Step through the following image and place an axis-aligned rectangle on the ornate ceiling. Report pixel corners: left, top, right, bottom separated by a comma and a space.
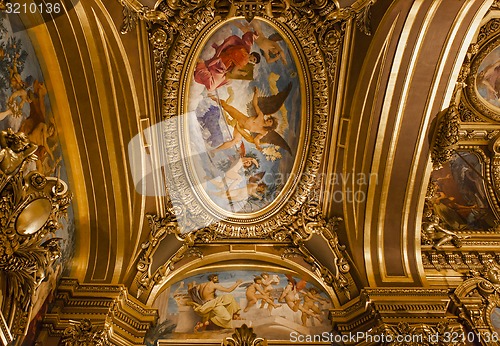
1, 0, 500, 345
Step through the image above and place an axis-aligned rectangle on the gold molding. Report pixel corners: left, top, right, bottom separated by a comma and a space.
133, 199, 356, 305
464, 17, 500, 122
61, 319, 109, 346
41, 279, 157, 345
450, 267, 500, 345
331, 287, 462, 344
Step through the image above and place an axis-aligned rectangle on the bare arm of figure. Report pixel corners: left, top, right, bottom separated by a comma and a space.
253, 133, 264, 151
214, 279, 243, 293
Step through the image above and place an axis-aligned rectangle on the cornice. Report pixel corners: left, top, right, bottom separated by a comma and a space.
42, 279, 157, 345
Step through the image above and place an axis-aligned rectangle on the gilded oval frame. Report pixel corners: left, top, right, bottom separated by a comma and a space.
466, 34, 500, 122
161, 15, 329, 238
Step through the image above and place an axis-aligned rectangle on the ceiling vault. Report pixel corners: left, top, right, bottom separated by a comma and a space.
2, 0, 500, 345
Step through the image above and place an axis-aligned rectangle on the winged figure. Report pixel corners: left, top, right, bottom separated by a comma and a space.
212, 83, 293, 155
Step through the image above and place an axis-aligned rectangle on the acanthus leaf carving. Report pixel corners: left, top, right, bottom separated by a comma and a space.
221, 323, 267, 346
371, 321, 466, 346
61, 319, 109, 346
355, 0, 373, 36
0, 129, 71, 338
489, 134, 500, 207
450, 262, 500, 345
431, 106, 460, 169
120, 2, 139, 34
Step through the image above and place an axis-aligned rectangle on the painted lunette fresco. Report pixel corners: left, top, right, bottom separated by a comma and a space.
185, 18, 302, 214
146, 270, 333, 344
0, 13, 74, 344
429, 151, 496, 231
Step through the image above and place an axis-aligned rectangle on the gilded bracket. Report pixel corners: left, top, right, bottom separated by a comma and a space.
0, 129, 71, 339
450, 263, 500, 345
430, 106, 460, 170
61, 319, 109, 346
278, 201, 352, 298
221, 324, 267, 346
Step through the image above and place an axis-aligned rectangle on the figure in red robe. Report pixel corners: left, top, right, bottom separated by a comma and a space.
194, 31, 261, 91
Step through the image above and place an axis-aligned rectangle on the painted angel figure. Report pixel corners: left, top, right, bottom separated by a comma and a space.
299, 287, 329, 326
211, 83, 293, 154
278, 274, 305, 312
234, 21, 288, 65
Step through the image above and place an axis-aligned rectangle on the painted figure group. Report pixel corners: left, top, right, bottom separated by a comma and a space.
176, 272, 329, 333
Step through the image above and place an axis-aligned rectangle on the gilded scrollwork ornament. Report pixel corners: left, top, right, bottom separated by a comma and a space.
150, 27, 173, 83
449, 261, 500, 345
135, 210, 211, 297
430, 106, 460, 169
221, 324, 267, 346
274, 201, 352, 297
457, 100, 485, 122
489, 135, 500, 205
370, 321, 466, 346
118, 0, 169, 34
0, 128, 71, 338
476, 18, 500, 47
61, 319, 109, 346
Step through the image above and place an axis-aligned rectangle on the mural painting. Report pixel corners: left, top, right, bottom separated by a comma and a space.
476, 44, 500, 108
429, 151, 496, 231
146, 270, 333, 344
185, 18, 302, 214
0, 13, 74, 344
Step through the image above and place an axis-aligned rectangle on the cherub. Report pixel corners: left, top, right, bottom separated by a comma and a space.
299, 287, 328, 326
234, 21, 288, 65
278, 275, 305, 312
244, 276, 281, 313
27, 122, 57, 172
208, 156, 258, 190
421, 215, 467, 249
259, 273, 279, 309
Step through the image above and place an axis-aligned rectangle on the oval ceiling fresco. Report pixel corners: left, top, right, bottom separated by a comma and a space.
184, 18, 303, 215
476, 44, 500, 110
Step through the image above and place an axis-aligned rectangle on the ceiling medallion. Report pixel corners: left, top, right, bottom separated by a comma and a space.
120, 0, 376, 239
465, 19, 500, 122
